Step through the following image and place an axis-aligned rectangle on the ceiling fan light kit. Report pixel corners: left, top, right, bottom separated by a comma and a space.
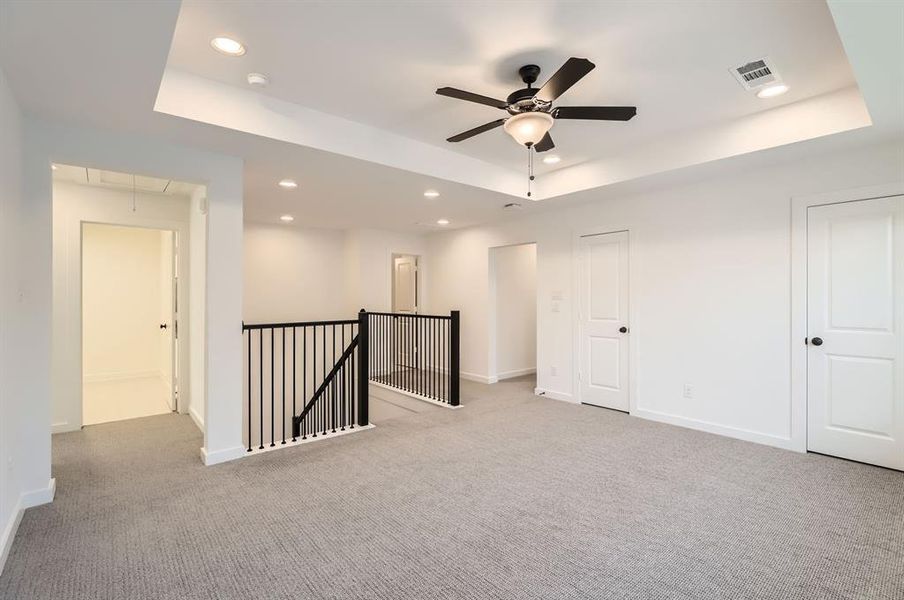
503, 112, 554, 147
436, 57, 636, 197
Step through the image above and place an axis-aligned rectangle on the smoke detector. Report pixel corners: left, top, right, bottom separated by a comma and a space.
730, 57, 782, 92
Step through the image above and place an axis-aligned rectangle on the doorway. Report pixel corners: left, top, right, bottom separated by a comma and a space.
392, 254, 419, 369
804, 194, 903, 470
577, 231, 630, 411
81, 223, 178, 425
488, 243, 537, 384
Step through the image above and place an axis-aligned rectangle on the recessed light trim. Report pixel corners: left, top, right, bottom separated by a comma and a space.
278, 179, 298, 189
280, 214, 294, 222
210, 37, 246, 56
436, 219, 450, 226
756, 84, 789, 99
542, 155, 561, 165
423, 190, 440, 198
247, 72, 269, 87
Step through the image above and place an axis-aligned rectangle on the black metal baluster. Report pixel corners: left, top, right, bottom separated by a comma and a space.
270, 328, 275, 447
434, 317, 438, 400
341, 324, 346, 430
247, 330, 251, 452
281, 328, 286, 444
292, 327, 296, 442
303, 326, 308, 439
332, 324, 337, 433
322, 324, 326, 434
312, 326, 318, 438
259, 329, 264, 449
350, 344, 356, 428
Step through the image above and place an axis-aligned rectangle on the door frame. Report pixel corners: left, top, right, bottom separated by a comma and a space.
790, 182, 904, 453
572, 226, 639, 413
391, 253, 419, 314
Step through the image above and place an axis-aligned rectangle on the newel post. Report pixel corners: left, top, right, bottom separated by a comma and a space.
357, 309, 369, 426
450, 310, 460, 406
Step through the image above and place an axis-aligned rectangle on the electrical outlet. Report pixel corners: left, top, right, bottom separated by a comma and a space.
550, 366, 558, 376
683, 383, 694, 399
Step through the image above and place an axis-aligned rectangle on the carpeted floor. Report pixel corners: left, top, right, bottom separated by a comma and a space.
1, 376, 902, 599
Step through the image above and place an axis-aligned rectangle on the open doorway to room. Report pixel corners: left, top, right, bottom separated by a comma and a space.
488, 243, 537, 385
52, 164, 206, 433
81, 223, 177, 425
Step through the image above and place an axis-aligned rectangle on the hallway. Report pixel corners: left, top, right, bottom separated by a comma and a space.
2, 377, 902, 599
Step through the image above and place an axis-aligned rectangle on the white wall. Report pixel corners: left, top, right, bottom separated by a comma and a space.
427, 139, 904, 451
188, 188, 207, 428
0, 65, 53, 574
82, 224, 168, 382
244, 225, 428, 321
489, 243, 537, 382
244, 224, 349, 323
27, 120, 244, 466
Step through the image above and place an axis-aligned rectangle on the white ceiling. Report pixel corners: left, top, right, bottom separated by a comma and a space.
52, 164, 200, 198
167, 1, 856, 174
1, 1, 901, 231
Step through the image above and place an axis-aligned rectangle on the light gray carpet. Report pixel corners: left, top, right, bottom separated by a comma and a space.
2, 376, 902, 599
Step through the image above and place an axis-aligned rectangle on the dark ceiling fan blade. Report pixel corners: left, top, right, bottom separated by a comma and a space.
553, 106, 637, 121
436, 87, 509, 109
534, 57, 595, 103
533, 132, 555, 152
446, 119, 506, 142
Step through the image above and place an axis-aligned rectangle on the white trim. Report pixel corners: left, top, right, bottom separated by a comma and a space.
189, 405, 204, 431
572, 226, 639, 412
496, 367, 536, 381
369, 381, 462, 410
460, 370, 493, 384
200, 445, 246, 466
632, 408, 795, 450
534, 387, 576, 404
0, 505, 23, 576
52, 421, 76, 434
790, 182, 904, 454
241, 424, 376, 458
1, 479, 56, 575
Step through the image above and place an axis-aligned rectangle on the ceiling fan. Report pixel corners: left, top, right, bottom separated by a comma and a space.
436, 57, 636, 153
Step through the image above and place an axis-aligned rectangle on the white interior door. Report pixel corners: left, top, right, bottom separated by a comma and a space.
393, 255, 418, 368
579, 231, 630, 411
159, 231, 176, 411
807, 195, 904, 470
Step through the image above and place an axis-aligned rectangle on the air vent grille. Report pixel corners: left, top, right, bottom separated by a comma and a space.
731, 57, 781, 91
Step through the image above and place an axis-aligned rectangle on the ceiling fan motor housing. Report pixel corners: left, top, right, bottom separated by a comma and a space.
507, 64, 551, 114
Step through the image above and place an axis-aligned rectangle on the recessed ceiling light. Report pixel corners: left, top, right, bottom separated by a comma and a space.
542, 155, 561, 165
436, 219, 450, 226
210, 37, 246, 56
423, 190, 440, 198
51, 164, 58, 170
280, 215, 294, 222
756, 84, 789, 99
247, 72, 269, 87
278, 179, 298, 189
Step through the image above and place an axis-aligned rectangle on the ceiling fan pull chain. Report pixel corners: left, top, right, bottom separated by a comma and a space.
527, 145, 533, 198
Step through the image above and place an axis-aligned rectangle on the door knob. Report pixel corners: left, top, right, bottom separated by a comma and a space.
160, 323, 168, 330
619, 326, 628, 333
810, 336, 823, 346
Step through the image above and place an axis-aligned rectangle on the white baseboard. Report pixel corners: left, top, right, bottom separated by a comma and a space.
200, 445, 246, 466
460, 370, 493, 384
83, 369, 160, 384
631, 407, 795, 451
52, 421, 78, 434
496, 367, 536, 381
534, 387, 576, 403
241, 424, 376, 458
369, 381, 461, 410
1, 478, 55, 575
188, 406, 204, 431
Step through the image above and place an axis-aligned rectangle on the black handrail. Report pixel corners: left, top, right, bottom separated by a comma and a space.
292, 335, 359, 438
